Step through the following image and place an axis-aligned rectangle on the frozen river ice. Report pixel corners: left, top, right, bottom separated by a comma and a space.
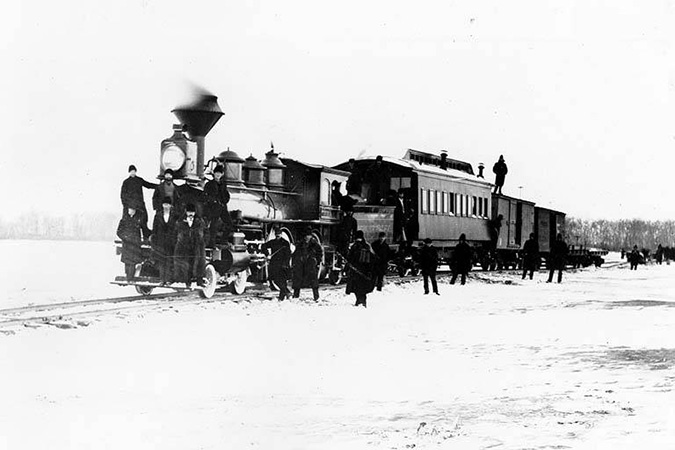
0, 243, 674, 449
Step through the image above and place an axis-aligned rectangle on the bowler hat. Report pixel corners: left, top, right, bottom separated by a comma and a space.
213, 165, 224, 174
162, 196, 172, 205
185, 203, 196, 213
355, 230, 365, 240
164, 168, 174, 176
128, 164, 137, 172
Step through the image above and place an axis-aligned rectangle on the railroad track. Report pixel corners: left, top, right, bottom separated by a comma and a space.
0, 262, 628, 330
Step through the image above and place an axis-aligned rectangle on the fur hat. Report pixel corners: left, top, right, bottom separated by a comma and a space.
164, 168, 174, 176
213, 165, 224, 174
355, 230, 365, 240
128, 164, 137, 172
423, 238, 432, 244
185, 203, 196, 213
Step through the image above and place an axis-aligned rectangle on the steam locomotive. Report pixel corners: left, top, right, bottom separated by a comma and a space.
113, 94, 599, 298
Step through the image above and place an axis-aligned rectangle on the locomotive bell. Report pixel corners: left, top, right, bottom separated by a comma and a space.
171, 94, 225, 180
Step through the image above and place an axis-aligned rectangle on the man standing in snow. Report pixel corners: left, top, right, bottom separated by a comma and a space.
262, 225, 292, 300
450, 233, 472, 286
420, 238, 440, 295
116, 206, 144, 281
521, 232, 540, 280
347, 230, 376, 307
628, 245, 641, 270
371, 231, 390, 291
547, 233, 568, 283
291, 228, 323, 301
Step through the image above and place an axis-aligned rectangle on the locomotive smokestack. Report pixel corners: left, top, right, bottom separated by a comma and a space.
172, 94, 224, 179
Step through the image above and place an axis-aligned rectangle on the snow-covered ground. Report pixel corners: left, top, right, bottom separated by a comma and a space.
1, 247, 674, 449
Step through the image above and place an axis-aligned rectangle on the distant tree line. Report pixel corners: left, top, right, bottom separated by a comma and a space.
0, 211, 118, 241
566, 218, 675, 251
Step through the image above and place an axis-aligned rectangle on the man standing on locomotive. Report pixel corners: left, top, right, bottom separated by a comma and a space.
151, 196, 178, 286
120, 164, 157, 240
262, 225, 292, 301
116, 206, 144, 281
371, 231, 390, 291
492, 155, 508, 195
291, 228, 323, 301
420, 238, 440, 295
152, 169, 180, 214
204, 165, 234, 246
173, 204, 206, 289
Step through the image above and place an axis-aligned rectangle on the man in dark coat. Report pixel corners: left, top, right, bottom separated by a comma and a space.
152, 169, 180, 212
655, 244, 664, 265
116, 206, 144, 281
173, 204, 206, 288
204, 165, 234, 246
450, 233, 472, 285
628, 245, 641, 270
346, 158, 363, 197
521, 232, 540, 280
120, 164, 157, 240
347, 230, 376, 307
364, 155, 390, 204
492, 155, 508, 194
336, 210, 358, 258
151, 197, 178, 285
262, 225, 292, 300
292, 228, 323, 300
371, 231, 390, 291
419, 238, 440, 295
547, 233, 569, 283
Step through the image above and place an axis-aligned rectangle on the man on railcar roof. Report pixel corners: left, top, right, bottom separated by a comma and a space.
492, 155, 508, 195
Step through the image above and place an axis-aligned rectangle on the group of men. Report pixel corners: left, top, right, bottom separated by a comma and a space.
117, 164, 233, 287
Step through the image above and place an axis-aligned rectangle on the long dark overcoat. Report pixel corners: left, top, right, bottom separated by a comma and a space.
152, 212, 178, 262
173, 218, 206, 281
291, 239, 323, 289
550, 239, 569, 270
346, 240, 375, 295
262, 237, 291, 280
522, 238, 540, 269
492, 161, 508, 187
371, 239, 390, 275
117, 213, 144, 264
452, 241, 473, 274
419, 245, 438, 275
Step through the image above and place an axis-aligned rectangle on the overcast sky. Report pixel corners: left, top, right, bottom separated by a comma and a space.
2, 0, 674, 220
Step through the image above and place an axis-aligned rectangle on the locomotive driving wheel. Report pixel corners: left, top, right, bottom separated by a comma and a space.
135, 285, 154, 296
199, 264, 218, 299
231, 269, 248, 294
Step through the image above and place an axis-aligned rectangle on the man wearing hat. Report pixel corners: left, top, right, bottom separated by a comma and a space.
151, 196, 178, 286
347, 230, 376, 307
204, 165, 233, 246
492, 155, 508, 195
120, 164, 158, 240
371, 231, 390, 291
420, 238, 440, 295
346, 158, 362, 197
450, 233, 472, 285
173, 203, 206, 289
152, 168, 180, 213
291, 227, 323, 301
262, 225, 292, 300
116, 205, 144, 281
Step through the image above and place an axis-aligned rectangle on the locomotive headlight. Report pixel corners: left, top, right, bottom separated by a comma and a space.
161, 144, 186, 170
